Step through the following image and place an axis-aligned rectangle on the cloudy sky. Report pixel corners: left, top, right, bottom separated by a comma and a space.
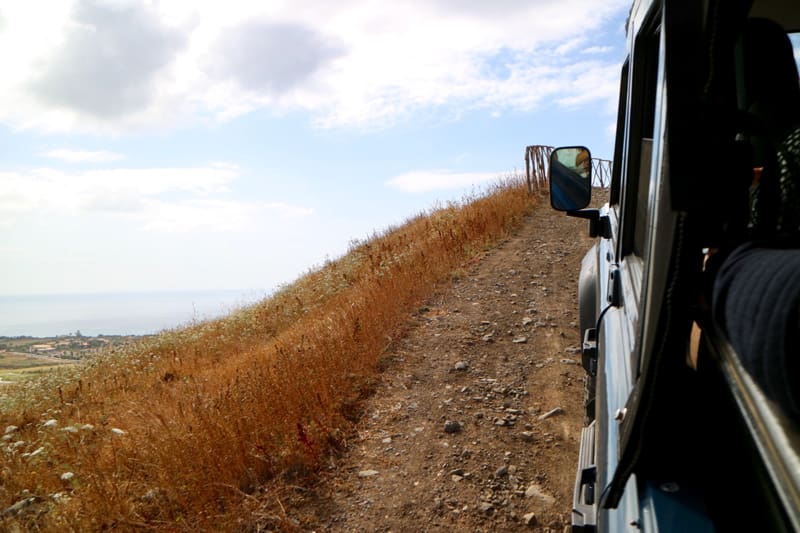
1, 0, 631, 297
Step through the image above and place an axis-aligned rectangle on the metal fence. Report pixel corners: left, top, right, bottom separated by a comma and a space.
524, 145, 612, 194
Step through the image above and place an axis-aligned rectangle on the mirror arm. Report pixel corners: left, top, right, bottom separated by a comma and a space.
566, 209, 611, 239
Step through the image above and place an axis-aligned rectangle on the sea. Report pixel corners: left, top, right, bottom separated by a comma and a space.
0, 290, 268, 338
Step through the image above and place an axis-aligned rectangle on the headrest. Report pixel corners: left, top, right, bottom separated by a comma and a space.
740, 18, 800, 138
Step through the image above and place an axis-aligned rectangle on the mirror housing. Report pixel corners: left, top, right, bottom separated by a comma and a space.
549, 146, 592, 211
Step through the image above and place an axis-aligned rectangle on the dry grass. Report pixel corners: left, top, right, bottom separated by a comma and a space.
0, 176, 536, 531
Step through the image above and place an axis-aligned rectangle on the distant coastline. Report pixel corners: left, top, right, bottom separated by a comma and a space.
0, 289, 266, 338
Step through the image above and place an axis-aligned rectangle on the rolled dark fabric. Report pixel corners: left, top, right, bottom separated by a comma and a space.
712, 242, 800, 420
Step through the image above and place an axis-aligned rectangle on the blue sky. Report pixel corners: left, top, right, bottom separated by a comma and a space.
0, 0, 631, 296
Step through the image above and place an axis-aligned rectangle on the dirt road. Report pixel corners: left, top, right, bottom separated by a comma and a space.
282, 199, 596, 532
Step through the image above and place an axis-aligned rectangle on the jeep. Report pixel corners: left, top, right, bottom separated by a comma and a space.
550, 0, 800, 531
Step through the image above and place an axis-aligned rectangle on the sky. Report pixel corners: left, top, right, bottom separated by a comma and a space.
0, 0, 632, 297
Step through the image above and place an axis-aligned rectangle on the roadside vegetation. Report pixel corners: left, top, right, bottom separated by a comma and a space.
0, 176, 535, 530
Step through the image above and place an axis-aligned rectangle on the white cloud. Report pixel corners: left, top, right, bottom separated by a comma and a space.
0, 164, 311, 231
0, 165, 233, 216
30, 0, 186, 119
41, 149, 124, 163
554, 61, 620, 108
206, 21, 344, 95
0, 0, 629, 133
582, 45, 614, 55
385, 170, 500, 193
554, 37, 588, 57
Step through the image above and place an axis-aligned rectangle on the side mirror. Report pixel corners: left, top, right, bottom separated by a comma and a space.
549, 146, 592, 211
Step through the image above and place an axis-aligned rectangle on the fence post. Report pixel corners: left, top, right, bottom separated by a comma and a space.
525, 147, 532, 195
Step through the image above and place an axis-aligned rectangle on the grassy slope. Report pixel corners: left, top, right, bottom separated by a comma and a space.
0, 177, 535, 531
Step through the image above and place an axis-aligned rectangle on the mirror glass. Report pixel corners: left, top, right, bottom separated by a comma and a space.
549, 146, 592, 211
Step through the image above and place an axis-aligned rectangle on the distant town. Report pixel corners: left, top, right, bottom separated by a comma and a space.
0, 333, 150, 383
0, 332, 148, 360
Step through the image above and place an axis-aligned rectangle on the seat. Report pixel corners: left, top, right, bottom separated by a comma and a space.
738, 18, 800, 236
712, 18, 800, 421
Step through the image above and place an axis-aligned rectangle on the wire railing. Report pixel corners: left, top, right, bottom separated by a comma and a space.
524, 145, 612, 194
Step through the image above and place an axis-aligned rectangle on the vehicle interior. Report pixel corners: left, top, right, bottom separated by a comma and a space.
670, 1, 800, 530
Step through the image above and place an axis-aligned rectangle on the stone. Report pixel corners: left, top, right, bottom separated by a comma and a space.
4, 425, 17, 435
358, 470, 379, 478
525, 483, 556, 504
512, 336, 528, 344
1, 497, 39, 518
454, 361, 469, 371
495, 465, 509, 477
522, 317, 534, 326
444, 420, 462, 434
560, 358, 578, 365
478, 502, 495, 515
520, 431, 535, 443
523, 512, 538, 526
538, 407, 563, 420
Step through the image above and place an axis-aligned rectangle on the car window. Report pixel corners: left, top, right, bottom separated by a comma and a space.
619, 23, 661, 259
609, 60, 629, 209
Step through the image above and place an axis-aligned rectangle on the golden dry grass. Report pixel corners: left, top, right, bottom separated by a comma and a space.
0, 176, 535, 531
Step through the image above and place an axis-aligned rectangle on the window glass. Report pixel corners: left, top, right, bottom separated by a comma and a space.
609, 61, 630, 207
790, 33, 799, 72
620, 24, 661, 259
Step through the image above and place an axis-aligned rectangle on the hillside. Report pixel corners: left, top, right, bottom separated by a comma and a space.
273, 198, 594, 532
0, 178, 600, 531
1, 178, 558, 531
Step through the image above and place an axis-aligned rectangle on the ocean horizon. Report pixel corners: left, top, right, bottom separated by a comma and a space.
0, 289, 268, 338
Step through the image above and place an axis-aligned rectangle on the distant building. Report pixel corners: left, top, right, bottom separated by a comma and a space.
31, 344, 55, 353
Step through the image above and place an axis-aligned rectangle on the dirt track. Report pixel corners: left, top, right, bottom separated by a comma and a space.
281, 198, 596, 532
